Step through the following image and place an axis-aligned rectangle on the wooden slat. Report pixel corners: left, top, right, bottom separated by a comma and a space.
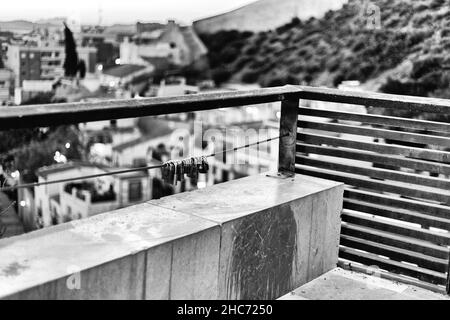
296, 155, 450, 190
340, 234, 448, 273
0, 86, 302, 130
344, 198, 450, 230
338, 259, 447, 294
297, 143, 450, 176
296, 165, 450, 204
297, 85, 450, 114
344, 189, 450, 220
299, 107, 450, 133
342, 210, 450, 246
339, 246, 447, 285
298, 132, 450, 163
298, 120, 450, 147
341, 223, 449, 259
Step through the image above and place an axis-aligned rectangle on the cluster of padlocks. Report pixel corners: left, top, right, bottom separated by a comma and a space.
161, 156, 210, 186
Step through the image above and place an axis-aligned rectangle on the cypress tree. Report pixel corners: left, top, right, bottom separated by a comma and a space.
63, 22, 78, 77
77, 60, 86, 79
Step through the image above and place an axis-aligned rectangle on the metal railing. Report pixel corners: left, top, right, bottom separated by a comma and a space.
2, 85, 450, 293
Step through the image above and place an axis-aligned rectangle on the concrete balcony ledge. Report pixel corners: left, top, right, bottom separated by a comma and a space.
0, 173, 344, 300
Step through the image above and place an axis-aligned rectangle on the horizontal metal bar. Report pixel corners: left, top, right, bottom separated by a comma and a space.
344, 198, 450, 231
298, 107, 450, 133
341, 223, 449, 259
342, 209, 450, 246
3, 85, 450, 131
344, 189, 450, 220
297, 143, 450, 175
338, 259, 447, 294
4, 85, 450, 131
296, 155, 450, 190
295, 165, 450, 204
339, 245, 447, 285
298, 132, 450, 163
340, 234, 448, 273
296, 85, 450, 114
298, 120, 450, 147
0, 86, 301, 130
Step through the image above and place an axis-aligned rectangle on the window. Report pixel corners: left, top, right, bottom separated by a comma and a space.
21, 52, 26, 59
29, 53, 35, 59
128, 180, 143, 202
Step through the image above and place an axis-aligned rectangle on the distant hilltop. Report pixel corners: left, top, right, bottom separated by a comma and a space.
0, 19, 137, 35
193, 0, 348, 33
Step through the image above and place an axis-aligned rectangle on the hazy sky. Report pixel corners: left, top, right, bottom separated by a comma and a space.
0, 0, 258, 25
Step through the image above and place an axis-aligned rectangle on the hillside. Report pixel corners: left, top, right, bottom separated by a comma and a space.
0, 20, 35, 33
201, 0, 450, 104
193, 0, 347, 33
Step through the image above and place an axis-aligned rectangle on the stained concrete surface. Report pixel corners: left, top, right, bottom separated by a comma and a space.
0, 173, 344, 300
152, 172, 342, 224
0, 192, 24, 238
279, 268, 450, 300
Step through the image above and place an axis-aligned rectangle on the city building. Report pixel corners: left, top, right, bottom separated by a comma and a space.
99, 64, 154, 91
0, 69, 13, 105
19, 161, 152, 228
79, 28, 120, 68
120, 20, 208, 72
157, 76, 198, 97
4, 44, 97, 87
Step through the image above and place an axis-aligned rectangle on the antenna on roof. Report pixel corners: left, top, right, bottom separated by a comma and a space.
98, 4, 103, 27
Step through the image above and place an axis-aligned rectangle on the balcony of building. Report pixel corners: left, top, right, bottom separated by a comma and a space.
1, 86, 450, 300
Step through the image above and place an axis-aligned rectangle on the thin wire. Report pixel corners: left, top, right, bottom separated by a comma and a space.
0, 134, 288, 192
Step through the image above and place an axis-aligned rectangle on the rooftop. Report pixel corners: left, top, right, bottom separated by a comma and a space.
102, 64, 148, 78
37, 161, 107, 179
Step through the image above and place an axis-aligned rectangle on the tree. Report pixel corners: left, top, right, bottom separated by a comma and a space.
63, 23, 79, 77
77, 60, 86, 79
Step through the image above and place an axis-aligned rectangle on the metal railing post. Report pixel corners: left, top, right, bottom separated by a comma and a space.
277, 95, 300, 177
446, 249, 450, 295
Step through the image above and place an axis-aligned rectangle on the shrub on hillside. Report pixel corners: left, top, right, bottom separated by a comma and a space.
411, 57, 442, 79
212, 68, 232, 85
241, 70, 260, 83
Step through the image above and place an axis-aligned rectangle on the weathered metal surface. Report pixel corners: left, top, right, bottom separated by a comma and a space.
298, 132, 450, 163
299, 120, 450, 147
296, 155, 450, 190
341, 223, 449, 260
297, 143, 450, 176
278, 97, 299, 175
296, 85, 450, 113
4, 85, 450, 130
0, 86, 301, 130
296, 165, 450, 204
299, 107, 450, 133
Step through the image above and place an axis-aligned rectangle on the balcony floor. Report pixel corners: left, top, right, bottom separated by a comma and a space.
279, 268, 449, 300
